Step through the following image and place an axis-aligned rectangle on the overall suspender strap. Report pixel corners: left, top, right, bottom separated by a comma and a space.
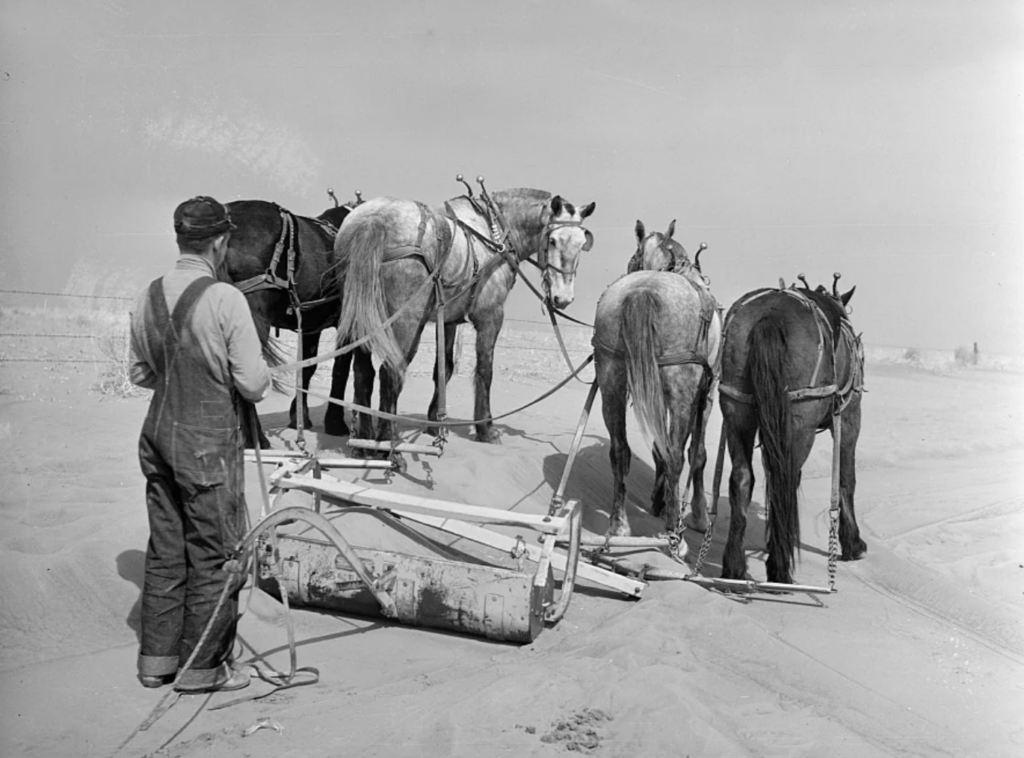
146, 277, 217, 375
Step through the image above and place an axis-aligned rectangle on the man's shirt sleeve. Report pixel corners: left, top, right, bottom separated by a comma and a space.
220, 286, 271, 403
128, 293, 159, 390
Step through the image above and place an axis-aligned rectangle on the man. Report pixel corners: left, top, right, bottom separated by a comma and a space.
129, 196, 271, 692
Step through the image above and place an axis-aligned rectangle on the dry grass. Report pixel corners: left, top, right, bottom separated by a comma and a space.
93, 325, 151, 398
0, 304, 152, 399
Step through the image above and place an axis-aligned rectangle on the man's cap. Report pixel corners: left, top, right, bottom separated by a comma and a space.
173, 196, 236, 240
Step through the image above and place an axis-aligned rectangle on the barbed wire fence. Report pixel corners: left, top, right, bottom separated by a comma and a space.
0, 289, 595, 381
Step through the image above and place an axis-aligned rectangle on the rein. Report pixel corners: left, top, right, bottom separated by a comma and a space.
286, 352, 595, 430
452, 188, 596, 378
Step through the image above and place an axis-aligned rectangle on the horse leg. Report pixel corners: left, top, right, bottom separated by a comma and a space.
660, 400, 689, 537
598, 359, 632, 537
837, 401, 867, 560
351, 348, 376, 443
683, 380, 715, 533
323, 350, 352, 437
471, 312, 503, 443
682, 435, 710, 532
288, 330, 320, 430
650, 448, 666, 517
660, 365, 699, 535
426, 321, 459, 436
373, 319, 425, 464
376, 363, 402, 445
721, 400, 756, 580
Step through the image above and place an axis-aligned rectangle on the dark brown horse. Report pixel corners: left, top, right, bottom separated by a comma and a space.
221, 197, 356, 447
334, 184, 595, 451
591, 219, 722, 541
717, 276, 866, 584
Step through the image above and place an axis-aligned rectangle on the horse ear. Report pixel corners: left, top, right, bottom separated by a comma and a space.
665, 219, 676, 240
635, 219, 645, 244
550, 195, 564, 217
579, 201, 595, 219
840, 286, 856, 306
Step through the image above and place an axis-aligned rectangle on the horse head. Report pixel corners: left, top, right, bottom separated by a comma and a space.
317, 204, 352, 230
629, 219, 691, 274
317, 188, 363, 229
542, 194, 596, 311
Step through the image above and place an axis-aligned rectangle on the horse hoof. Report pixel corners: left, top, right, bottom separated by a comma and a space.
682, 512, 708, 533
721, 565, 746, 581
842, 541, 868, 561
475, 428, 501, 444
324, 421, 350, 437
608, 511, 631, 537
608, 522, 631, 538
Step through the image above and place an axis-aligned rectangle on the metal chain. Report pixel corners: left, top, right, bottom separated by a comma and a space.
687, 518, 716, 578
827, 499, 840, 591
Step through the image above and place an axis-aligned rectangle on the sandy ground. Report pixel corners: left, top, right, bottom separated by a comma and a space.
1, 341, 1023, 758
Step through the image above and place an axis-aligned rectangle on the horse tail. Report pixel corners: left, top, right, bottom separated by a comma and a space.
748, 317, 800, 577
622, 290, 670, 460
335, 215, 406, 372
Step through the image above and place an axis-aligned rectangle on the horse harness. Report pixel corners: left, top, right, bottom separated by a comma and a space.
626, 233, 706, 278
592, 269, 722, 376
718, 287, 864, 415
388, 192, 595, 321
231, 205, 344, 316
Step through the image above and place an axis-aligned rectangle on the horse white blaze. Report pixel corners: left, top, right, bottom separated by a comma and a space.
546, 218, 590, 311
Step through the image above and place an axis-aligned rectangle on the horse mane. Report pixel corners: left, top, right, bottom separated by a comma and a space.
487, 188, 554, 257
491, 188, 553, 204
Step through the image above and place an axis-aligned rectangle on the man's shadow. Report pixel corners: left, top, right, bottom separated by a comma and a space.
117, 549, 146, 641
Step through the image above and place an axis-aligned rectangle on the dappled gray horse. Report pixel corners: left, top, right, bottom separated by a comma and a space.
592, 220, 722, 540
334, 184, 596, 449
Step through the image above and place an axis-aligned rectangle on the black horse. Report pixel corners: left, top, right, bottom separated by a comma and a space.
221, 194, 358, 448
717, 275, 866, 584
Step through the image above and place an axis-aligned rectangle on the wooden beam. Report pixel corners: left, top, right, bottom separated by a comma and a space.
391, 510, 646, 598
685, 576, 833, 595
277, 474, 569, 534
347, 439, 442, 456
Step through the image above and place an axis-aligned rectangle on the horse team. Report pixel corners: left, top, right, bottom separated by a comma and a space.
221, 179, 866, 586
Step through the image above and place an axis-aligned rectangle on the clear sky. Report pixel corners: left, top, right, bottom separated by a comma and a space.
2, 0, 1022, 353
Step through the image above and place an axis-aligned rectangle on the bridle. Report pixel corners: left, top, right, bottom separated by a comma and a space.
630, 233, 686, 274
539, 219, 594, 284
470, 177, 593, 303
